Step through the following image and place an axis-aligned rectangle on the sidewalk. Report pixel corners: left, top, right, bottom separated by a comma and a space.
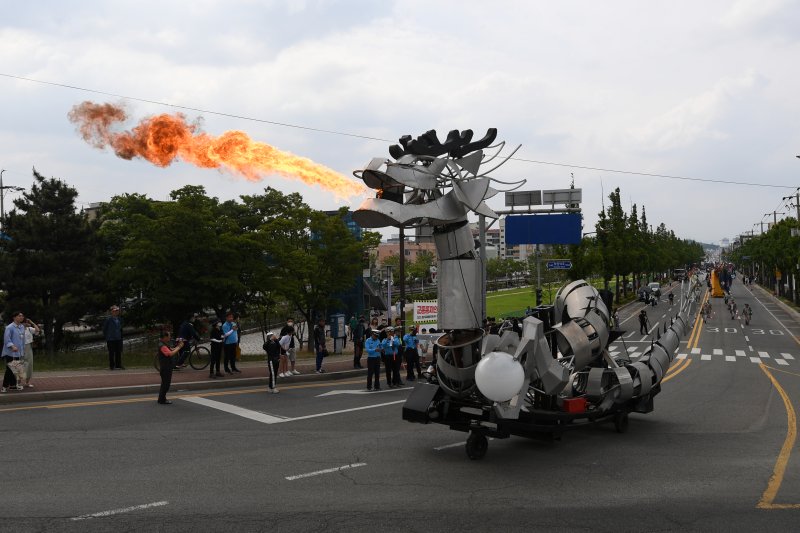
0, 352, 364, 405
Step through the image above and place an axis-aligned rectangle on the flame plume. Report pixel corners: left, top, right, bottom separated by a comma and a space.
68, 101, 365, 198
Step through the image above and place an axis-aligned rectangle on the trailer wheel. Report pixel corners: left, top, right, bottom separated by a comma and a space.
614, 412, 629, 433
466, 432, 488, 460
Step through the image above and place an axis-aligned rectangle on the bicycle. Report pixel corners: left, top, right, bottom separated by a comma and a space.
153, 339, 211, 371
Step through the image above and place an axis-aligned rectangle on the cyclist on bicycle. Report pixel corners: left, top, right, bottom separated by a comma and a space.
175, 314, 201, 369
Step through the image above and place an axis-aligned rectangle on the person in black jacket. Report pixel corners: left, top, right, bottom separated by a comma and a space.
175, 314, 201, 369
263, 332, 281, 393
209, 319, 224, 378
313, 318, 327, 374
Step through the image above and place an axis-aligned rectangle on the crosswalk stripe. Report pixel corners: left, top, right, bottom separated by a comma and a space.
677, 353, 687, 360
713, 349, 723, 355
750, 357, 762, 364
776, 359, 789, 366
759, 351, 770, 358
725, 356, 736, 362
782, 353, 795, 360
735, 350, 746, 357
691, 348, 701, 354
701, 354, 712, 361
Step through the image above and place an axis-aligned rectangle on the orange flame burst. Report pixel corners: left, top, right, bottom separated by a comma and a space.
68, 101, 365, 198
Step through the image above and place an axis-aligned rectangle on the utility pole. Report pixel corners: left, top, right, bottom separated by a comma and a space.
399, 225, 405, 329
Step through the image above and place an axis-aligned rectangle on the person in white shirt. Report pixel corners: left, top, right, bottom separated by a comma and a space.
21, 318, 40, 388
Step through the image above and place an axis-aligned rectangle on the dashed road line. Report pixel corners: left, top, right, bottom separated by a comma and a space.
71, 501, 168, 521
285, 463, 367, 481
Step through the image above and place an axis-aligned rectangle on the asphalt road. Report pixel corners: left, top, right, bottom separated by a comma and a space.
2, 279, 799, 531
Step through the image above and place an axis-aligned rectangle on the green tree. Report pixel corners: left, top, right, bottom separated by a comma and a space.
0, 169, 98, 352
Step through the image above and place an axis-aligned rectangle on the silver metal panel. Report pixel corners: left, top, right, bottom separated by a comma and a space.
631, 362, 653, 396
437, 259, 482, 330
614, 367, 634, 401
455, 150, 483, 176
554, 320, 593, 370
586, 367, 606, 400
434, 223, 474, 260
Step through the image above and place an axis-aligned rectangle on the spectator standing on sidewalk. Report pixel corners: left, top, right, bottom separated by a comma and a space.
222, 312, 241, 374
365, 329, 382, 391
382, 326, 402, 387
353, 315, 366, 369
209, 319, 224, 378
313, 318, 327, 374
157, 330, 184, 405
403, 325, 420, 381
638, 309, 649, 335
279, 319, 300, 376
20, 318, 40, 388
103, 305, 124, 370
1, 311, 26, 393
263, 332, 281, 393
349, 315, 357, 341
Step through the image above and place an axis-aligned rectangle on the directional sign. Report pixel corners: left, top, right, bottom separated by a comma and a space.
546, 259, 573, 270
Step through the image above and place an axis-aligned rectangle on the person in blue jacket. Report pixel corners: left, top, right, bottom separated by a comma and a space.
381, 326, 402, 388
402, 326, 421, 381
364, 329, 383, 391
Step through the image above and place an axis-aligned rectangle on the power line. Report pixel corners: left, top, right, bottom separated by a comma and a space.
1, 72, 796, 190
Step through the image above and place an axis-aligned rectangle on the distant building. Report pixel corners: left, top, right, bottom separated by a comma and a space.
377, 240, 437, 266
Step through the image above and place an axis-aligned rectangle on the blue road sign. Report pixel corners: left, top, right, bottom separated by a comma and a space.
546, 260, 572, 270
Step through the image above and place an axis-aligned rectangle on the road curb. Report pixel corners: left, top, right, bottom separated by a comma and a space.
0, 368, 366, 405
752, 284, 800, 325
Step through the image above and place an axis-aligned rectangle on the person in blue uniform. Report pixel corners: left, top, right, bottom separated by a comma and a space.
381, 326, 402, 388
403, 326, 420, 381
364, 329, 383, 391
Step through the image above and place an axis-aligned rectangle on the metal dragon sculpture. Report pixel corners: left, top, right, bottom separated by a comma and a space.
352, 129, 698, 459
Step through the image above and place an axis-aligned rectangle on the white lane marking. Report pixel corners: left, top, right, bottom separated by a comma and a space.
782, 353, 795, 360
317, 387, 411, 397
776, 359, 789, 366
750, 289, 800, 340
181, 397, 287, 424
285, 463, 367, 481
676, 353, 687, 360
726, 356, 736, 362
434, 442, 465, 451
735, 350, 746, 357
287, 400, 406, 423
648, 324, 659, 334
627, 347, 637, 353
630, 352, 641, 358
759, 351, 770, 358
691, 348, 701, 354
750, 357, 762, 364
610, 351, 620, 356
749, 345, 754, 352
701, 354, 712, 361
71, 501, 168, 521
624, 331, 636, 339
744, 336, 750, 342
183, 397, 405, 425
639, 335, 648, 342
434, 437, 494, 451
713, 349, 723, 355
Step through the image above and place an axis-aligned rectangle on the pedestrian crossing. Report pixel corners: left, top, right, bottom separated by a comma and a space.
609, 348, 796, 366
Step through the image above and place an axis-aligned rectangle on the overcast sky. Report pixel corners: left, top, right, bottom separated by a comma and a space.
2, 0, 800, 245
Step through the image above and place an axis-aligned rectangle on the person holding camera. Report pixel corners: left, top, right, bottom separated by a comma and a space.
157, 330, 184, 405
103, 305, 124, 370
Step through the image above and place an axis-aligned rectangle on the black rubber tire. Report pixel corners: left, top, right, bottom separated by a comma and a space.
465, 432, 488, 460
614, 412, 629, 433
189, 346, 211, 370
